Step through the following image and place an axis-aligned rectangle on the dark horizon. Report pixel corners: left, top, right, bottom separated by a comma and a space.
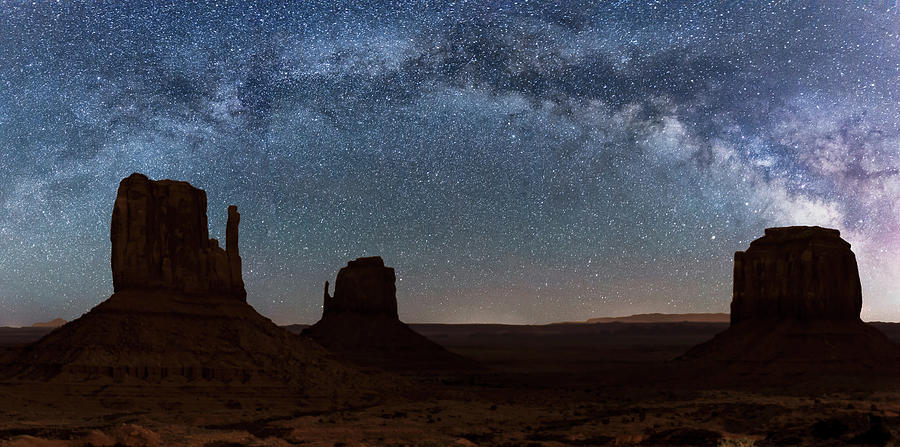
2, 2, 899, 326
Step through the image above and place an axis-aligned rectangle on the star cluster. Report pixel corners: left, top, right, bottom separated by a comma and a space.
1, 1, 899, 325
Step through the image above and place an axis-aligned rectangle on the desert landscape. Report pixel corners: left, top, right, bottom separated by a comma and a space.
3, 2, 899, 446
1, 174, 899, 447
4, 317, 900, 446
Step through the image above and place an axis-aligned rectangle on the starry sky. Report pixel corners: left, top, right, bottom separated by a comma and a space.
1, 1, 899, 326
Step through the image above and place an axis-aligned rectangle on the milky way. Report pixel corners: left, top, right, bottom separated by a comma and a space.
1, 1, 899, 325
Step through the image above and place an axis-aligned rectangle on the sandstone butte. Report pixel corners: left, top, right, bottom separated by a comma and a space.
0, 173, 370, 390
303, 256, 476, 370
682, 226, 900, 372
110, 173, 245, 299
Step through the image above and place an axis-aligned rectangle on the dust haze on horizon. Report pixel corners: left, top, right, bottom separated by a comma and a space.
1, 1, 899, 326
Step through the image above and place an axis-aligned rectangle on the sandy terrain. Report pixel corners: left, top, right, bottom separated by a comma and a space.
2, 321, 900, 446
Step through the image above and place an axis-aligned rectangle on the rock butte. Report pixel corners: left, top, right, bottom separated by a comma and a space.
682, 226, 900, 372
731, 226, 861, 324
323, 256, 398, 318
303, 256, 475, 370
111, 173, 245, 299
0, 173, 366, 388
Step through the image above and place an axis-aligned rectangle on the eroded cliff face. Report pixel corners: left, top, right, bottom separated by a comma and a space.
731, 226, 861, 324
323, 256, 398, 318
110, 173, 245, 300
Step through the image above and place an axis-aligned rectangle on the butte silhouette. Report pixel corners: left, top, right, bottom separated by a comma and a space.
0, 173, 359, 386
303, 256, 475, 370
682, 226, 900, 373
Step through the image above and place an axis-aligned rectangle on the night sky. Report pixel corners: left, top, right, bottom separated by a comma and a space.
1, 1, 899, 326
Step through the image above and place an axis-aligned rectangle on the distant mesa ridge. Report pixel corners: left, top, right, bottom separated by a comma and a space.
682, 225, 900, 371
31, 318, 66, 328
583, 313, 730, 324
111, 172, 246, 300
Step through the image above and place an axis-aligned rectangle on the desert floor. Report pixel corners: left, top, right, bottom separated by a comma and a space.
3, 322, 900, 446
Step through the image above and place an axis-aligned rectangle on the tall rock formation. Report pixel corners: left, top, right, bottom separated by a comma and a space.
1, 173, 366, 388
731, 226, 861, 324
227, 205, 245, 298
682, 226, 900, 374
303, 257, 475, 370
110, 173, 245, 300
323, 256, 398, 318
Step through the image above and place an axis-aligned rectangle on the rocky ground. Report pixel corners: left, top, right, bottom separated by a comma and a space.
2, 321, 900, 446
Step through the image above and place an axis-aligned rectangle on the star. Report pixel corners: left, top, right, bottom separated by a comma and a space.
0, 1, 898, 326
